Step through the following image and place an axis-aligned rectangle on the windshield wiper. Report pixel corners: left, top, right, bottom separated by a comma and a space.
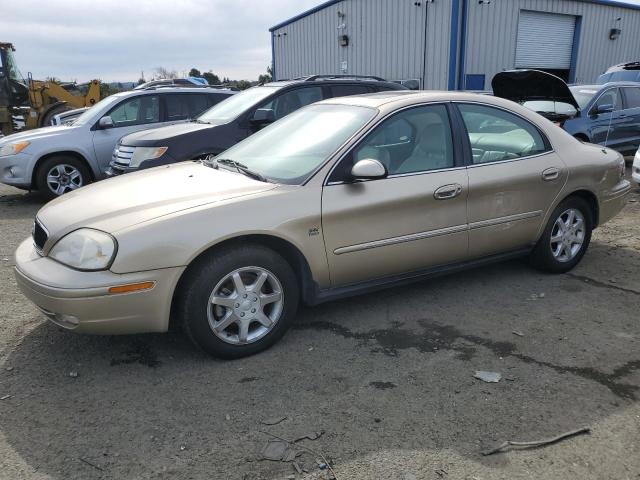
214, 158, 270, 183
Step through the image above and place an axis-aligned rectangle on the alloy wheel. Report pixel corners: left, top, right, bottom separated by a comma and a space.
207, 266, 284, 345
46, 164, 83, 195
550, 208, 586, 262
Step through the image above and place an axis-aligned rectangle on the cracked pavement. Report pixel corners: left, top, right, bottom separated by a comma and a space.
0, 173, 639, 480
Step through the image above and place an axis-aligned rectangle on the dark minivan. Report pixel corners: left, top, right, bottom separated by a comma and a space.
108, 75, 406, 175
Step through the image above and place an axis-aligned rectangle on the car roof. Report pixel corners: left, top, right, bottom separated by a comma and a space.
318, 90, 479, 108
605, 62, 640, 72
263, 76, 405, 90
580, 81, 640, 89
121, 87, 235, 96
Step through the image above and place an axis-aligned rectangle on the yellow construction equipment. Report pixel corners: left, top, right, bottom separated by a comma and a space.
0, 42, 101, 135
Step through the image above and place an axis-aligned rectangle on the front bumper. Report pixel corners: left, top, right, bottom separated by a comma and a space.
0, 152, 33, 188
14, 238, 185, 335
600, 179, 632, 225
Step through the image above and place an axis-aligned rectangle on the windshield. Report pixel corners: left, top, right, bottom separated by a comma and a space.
71, 95, 122, 126
4, 50, 23, 83
569, 86, 598, 109
216, 104, 376, 185
198, 86, 279, 123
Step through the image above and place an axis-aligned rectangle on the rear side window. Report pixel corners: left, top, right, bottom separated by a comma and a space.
608, 70, 640, 82
330, 85, 373, 97
165, 94, 210, 121
260, 86, 323, 120
622, 88, 640, 109
458, 103, 549, 164
108, 95, 159, 127
208, 92, 231, 107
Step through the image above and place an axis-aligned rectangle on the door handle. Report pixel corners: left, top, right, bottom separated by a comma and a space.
542, 167, 560, 181
434, 183, 462, 200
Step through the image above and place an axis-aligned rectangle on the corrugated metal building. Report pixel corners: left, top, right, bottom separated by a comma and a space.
269, 0, 640, 90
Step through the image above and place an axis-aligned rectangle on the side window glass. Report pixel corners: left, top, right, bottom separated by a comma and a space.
623, 88, 640, 109
330, 85, 372, 97
328, 104, 454, 182
186, 94, 210, 117
595, 89, 620, 112
261, 87, 323, 120
165, 94, 190, 121
458, 104, 548, 164
108, 95, 159, 127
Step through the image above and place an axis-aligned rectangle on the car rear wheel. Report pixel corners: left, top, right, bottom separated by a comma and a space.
530, 196, 593, 273
36, 155, 92, 200
178, 244, 299, 359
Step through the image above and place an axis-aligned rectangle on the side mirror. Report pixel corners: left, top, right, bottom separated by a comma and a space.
351, 158, 387, 181
250, 108, 275, 125
98, 116, 114, 129
593, 103, 614, 116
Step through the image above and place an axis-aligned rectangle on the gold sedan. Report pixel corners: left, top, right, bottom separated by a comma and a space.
14, 92, 630, 358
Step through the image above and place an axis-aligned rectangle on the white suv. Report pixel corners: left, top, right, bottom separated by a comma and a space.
0, 86, 234, 199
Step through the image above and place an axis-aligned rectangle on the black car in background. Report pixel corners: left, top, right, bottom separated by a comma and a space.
108, 75, 406, 175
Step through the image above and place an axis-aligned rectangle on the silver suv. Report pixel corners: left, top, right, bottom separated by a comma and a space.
0, 86, 235, 199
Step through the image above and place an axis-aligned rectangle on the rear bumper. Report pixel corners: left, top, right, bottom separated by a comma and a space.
600, 179, 631, 225
14, 238, 185, 334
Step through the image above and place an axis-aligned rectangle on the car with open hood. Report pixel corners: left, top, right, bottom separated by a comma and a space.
492, 69, 640, 155
14, 91, 630, 358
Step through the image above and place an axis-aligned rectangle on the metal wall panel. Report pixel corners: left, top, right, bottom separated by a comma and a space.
272, 0, 453, 88
515, 11, 576, 69
464, 0, 640, 86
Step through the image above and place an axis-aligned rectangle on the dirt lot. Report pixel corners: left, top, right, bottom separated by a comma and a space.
0, 173, 639, 480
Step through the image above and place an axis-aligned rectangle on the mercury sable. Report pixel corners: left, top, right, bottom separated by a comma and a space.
14, 92, 630, 358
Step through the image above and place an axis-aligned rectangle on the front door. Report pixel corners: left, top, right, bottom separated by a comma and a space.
455, 102, 567, 258
322, 104, 469, 287
589, 88, 626, 149
92, 94, 161, 174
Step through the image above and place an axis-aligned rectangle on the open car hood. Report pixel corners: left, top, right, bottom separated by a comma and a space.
492, 70, 580, 120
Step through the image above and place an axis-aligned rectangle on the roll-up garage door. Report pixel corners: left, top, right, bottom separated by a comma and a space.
515, 11, 576, 69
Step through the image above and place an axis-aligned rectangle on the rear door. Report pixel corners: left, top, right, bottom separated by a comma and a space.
91, 94, 161, 173
456, 102, 566, 258
322, 103, 469, 286
619, 87, 640, 152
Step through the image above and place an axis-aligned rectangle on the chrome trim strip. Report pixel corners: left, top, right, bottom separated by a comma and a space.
334, 224, 468, 255
469, 210, 543, 230
466, 150, 555, 168
325, 165, 467, 186
334, 210, 542, 255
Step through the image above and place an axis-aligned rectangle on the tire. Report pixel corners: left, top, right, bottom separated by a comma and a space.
35, 155, 92, 200
530, 196, 593, 273
177, 244, 300, 359
40, 104, 73, 127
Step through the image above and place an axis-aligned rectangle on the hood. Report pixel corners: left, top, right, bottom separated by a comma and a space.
37, 161, 277, 238
120, 121, 216, 146
0, 125, 79, 145
492, 70, 580, 117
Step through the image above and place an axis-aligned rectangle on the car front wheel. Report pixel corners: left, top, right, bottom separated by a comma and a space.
530, 196, 593, 273
36, 155, 92, 200
178, 244, 299, 359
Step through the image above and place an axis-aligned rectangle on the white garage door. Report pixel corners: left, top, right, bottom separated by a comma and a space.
515, 11, 576, 69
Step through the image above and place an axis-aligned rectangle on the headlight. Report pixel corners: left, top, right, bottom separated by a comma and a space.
129, 146, 168, 168
49, 229, 116, 271
0, 141, 30, 157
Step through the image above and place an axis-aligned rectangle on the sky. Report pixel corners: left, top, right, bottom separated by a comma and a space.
1, 0, 319, 83
2, 0, 640, 84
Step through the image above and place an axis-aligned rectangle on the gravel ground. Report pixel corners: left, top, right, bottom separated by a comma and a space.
0, 173, 639, 480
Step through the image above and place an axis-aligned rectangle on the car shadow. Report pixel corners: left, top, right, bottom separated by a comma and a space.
1, 241, 639, 479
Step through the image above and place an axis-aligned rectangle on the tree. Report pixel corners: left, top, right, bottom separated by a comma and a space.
258, 65, 272, 84
235, 80, 252, 90
202, 71, 221, 85
154, 66, 178, 79
188, 68, 201, 77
